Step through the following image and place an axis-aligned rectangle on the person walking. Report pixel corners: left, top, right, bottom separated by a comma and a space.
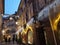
8, 37, 11, 43
5, 36, 7, 43
12, 34, 15, 44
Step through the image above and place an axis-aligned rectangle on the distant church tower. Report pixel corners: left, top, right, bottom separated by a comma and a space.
0, 0, 4, 14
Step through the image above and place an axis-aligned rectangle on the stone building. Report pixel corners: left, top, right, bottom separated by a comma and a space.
16, 0, 60, 45
0, 0, 4, 14
0, 0, 4, 42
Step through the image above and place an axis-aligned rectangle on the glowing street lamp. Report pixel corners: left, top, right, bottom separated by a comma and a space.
2, 30, 5, 35
10, 17, 13, 20
16, 22, 19, 25
16, 22, 18, 25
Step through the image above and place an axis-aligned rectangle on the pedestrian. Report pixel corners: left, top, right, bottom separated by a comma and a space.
5, 37, 7, 43
12, 34, 15, 44
8, 37, 11, 43
3, 35, 5, 42
15, 35, 18, 43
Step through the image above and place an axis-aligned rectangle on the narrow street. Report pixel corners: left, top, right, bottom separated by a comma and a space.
0, 0, 60, 45
0, 42, 20, 45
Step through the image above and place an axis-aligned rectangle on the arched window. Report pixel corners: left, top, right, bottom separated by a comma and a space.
28, 30, 33, 44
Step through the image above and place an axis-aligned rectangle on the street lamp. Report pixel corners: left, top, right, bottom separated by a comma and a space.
9, 17, 13, 20
16, 22, 19, 25
2, 30, 5, 35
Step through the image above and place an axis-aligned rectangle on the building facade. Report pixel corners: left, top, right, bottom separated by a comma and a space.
2, 14, 19, 42
0, 0, 4, 42
16, 0, 60, 45
0, 0, 4, 14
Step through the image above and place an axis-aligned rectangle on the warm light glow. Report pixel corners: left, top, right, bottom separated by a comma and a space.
28, 31, 33, 44
27, 24, 33, 32
49, 13, 60, 31
21, 24, 33, 34
2, 30, 5, 35
10, 17, 13, 20
8, 35, 11, 38
22, 38, 26, 44
21, 24, 33, 44
53, 13, 60, 30
16, 22, 18, 25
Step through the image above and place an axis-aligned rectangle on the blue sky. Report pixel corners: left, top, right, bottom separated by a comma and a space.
5, 0, 21, 14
